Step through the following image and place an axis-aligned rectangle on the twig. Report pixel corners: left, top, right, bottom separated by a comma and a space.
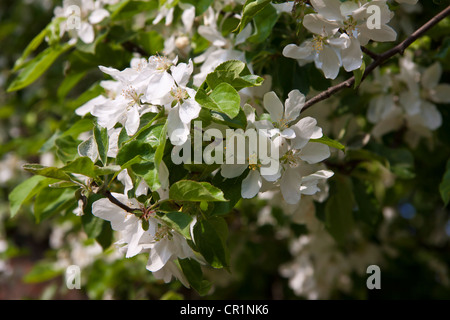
361, 46, 380, 60
121, 41, 149, 57
298, 5, 450, 115
102, 190, 141, 213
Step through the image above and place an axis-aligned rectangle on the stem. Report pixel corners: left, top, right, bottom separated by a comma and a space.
361, 46, 380, 60
121, 41, 149, 57
298, 5, 450, 115
102, 190, 140, 213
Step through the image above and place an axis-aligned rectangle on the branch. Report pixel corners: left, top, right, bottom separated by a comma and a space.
361, 46, 380, 60
121, 41, 149, 57
299, 5, 450, 114
102, 190, 140, 213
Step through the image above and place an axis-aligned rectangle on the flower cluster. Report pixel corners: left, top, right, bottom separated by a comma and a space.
53, 0, 118, 44
76, 55, 201, 146
221, 90, 334, 203
92, 193, 201, 286
364, 52, 450, 147
283, 0, 397, 79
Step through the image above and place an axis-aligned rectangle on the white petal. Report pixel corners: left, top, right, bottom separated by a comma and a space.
310, 0, 344, 21
280, 166, 302, 205
341, 37, 363, 72
221, 164, 248, 178
179, 98, 201, 124
281, 128, 296, 139
171, 60, 193, 87
118, 169, 133, 195
299, 142, 331, 164
146, 72, 175, 105
291, 117, 318, 149
136, 179, 149, 197
421, 62, 442, 90
198, 25, 227, 47
75, 95, 107, 116
241, 170, 262, 199
181, 4, 195, 32
167, 106, 190, 146
88, 8, 110, 24
421, 101, 442, 130
430, 84, 450, 104
78, 21, 95, 44
358, 24, 397, 44
399, 92, 421, 116
263, 91, 284, 123
147, 240, 173, 272
125, 107, 140, 136
303, 13, 340, 36
317, 45, 341, 79
282, 43, 313, 60
284, 90, 305, 121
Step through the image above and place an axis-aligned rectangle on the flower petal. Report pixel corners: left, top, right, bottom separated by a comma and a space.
284, 90, 305, 121
291, 117, 318, 149
78, 21, 94, 44
421, 62, 442, 90
299, 142, 331, 164
430, 84, 450, 104
241, 169, 262, 199
280, 166, 302, 205
263, 91, 284, 123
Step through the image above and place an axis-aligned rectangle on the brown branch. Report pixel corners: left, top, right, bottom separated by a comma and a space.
102, 190, 141, 213
361, 46, 380, 60
299, 5, 450, 115
121, 41, 149, 57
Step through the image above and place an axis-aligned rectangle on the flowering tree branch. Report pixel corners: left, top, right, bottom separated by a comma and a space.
299, 4, 450, 114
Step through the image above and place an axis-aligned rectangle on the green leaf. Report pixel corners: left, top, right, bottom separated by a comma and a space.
211, 109, 247, 130
34, 187, 76, 223
8, 43, 72, 92
325, 175, 355, 244
193, 217, 230, 269
94, 124, 109, 165
154, 121, 168, 168
57, 71, 87, 100
76, 28, 108, 54
82, 194, 107, 239
132, 161, 160, 191
136, 31, 164, 55
160, 211, 193, 239
179, 258, 212, 295
116, 140, 155, 166
111, 0, 158, 20
23, 164, 72, 181
211, 173, 244, 215
169, 180, 227, 202
353, 60, 366, 89
205, 60, 263, 92
63, 157, 97, 179
23, 261, 63, 283
9, 175, 47, 218
234, 0, 272, 33
55, 135, 80, 163
440, 159, 450, 206
195, 83, 241, 119
247, 3, 279, 44
352, 178, 382, 226
12, 27, 49, 72
180, 0, 214, 14
310, 135, 345, 151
